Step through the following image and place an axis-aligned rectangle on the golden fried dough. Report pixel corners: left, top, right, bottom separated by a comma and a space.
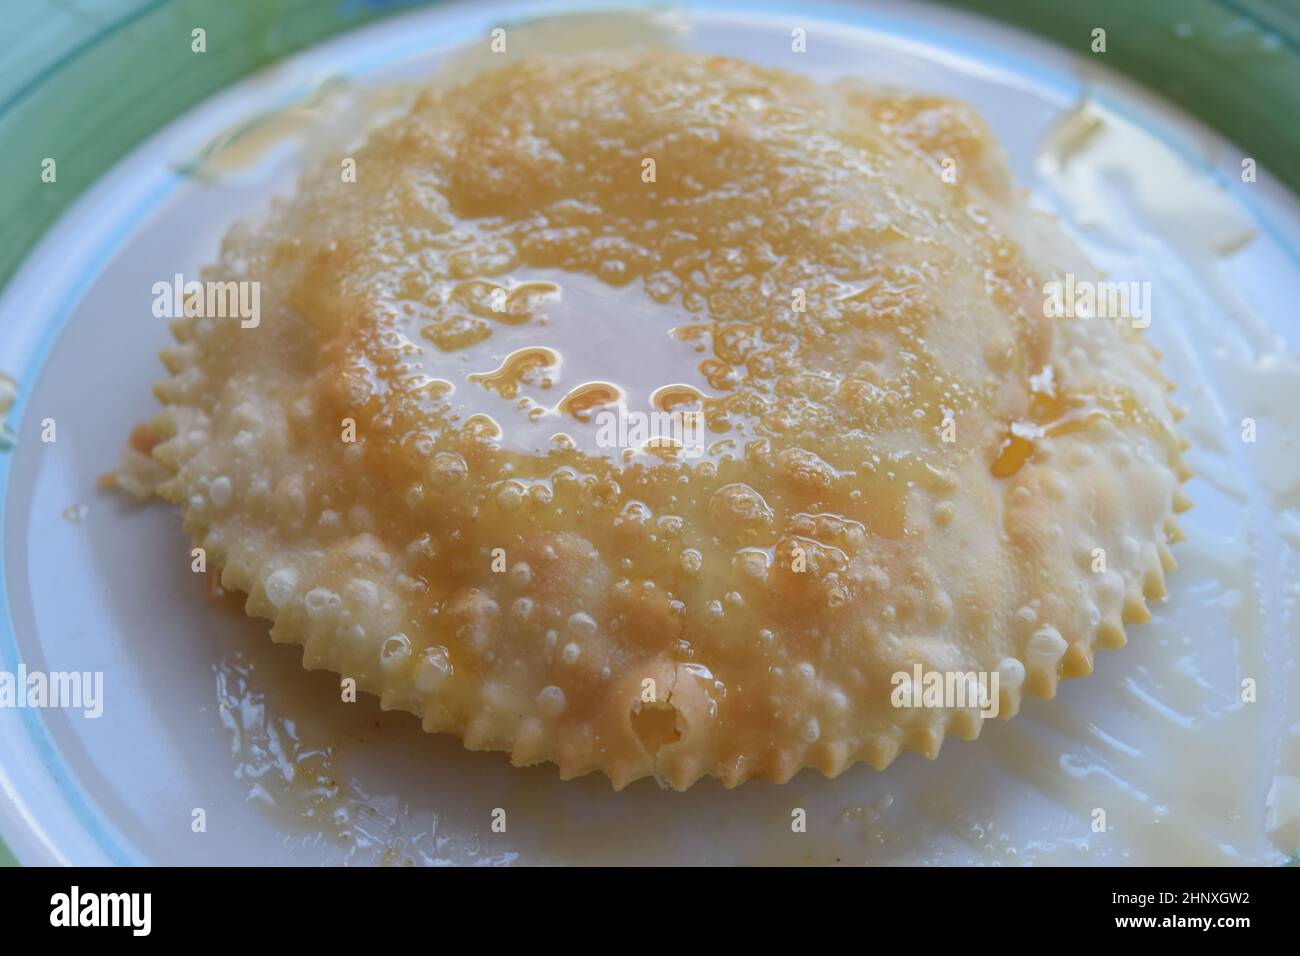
142, 53, 1189, 789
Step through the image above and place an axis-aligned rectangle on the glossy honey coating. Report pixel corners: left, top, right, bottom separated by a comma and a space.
144, 52, 1189, 789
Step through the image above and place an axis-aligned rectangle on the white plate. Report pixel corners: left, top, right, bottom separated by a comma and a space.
2, 0, 1298, 865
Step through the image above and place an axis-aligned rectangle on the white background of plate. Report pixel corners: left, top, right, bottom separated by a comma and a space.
1, 0, 1297, 865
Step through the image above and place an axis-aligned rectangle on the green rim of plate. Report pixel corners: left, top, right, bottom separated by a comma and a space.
1, 0, 1298, 866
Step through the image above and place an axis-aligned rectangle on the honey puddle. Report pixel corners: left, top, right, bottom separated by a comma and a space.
186, 15, 1298, 864
438, 267, 714, 459
213, 645, 518, 866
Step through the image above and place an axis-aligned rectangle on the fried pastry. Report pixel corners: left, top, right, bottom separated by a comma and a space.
139, 52, 1189, 789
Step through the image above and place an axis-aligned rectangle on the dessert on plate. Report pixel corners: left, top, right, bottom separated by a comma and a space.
120, 52, 1189, 789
